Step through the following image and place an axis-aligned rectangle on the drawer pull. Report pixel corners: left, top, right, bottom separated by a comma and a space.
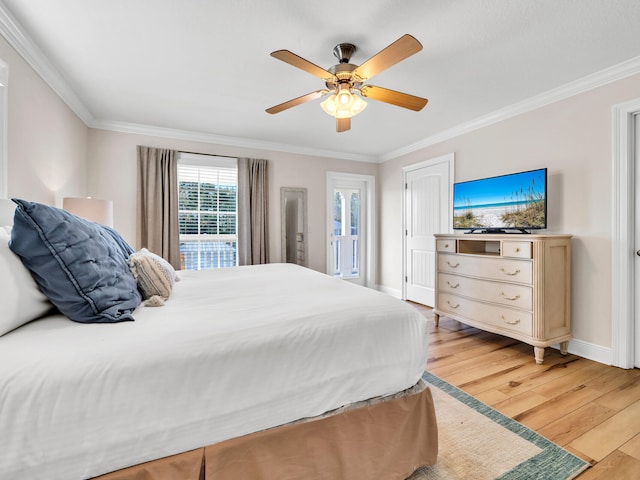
515, 247, 521, 252
447, 261, 460, 268
446, 300, 460, 309
500, 267, 521, 276
500, 314, 520, 325
444, 243, 449, 248
446, 281, 460, 289
500, 292, 520, 301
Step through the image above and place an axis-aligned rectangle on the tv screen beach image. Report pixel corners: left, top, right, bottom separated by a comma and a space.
453, 169, 546, 230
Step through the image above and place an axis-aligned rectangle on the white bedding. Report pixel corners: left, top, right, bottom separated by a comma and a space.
0, 263, 428, 480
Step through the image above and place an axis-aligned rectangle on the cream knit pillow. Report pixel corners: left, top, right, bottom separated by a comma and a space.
128, 249, 177, 302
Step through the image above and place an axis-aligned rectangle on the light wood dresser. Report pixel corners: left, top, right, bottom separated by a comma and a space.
433, 233, 572, 364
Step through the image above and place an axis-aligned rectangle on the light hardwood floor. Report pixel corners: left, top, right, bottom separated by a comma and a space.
410, 302, 640, 479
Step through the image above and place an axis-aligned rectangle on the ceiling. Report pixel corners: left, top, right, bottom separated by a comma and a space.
2, 0, 640, 162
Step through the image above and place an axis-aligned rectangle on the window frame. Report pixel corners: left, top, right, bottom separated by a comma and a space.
177, 153, 238, 270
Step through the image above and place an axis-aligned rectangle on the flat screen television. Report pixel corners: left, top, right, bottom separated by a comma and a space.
453, 168, 547, 233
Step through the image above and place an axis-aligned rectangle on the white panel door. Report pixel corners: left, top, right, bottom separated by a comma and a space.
405, 158, 452, 306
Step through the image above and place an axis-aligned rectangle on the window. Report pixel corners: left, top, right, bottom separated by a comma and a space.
177, 153, 237, 270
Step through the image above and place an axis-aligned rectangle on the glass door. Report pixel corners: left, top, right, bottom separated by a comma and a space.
332, 187, 362, 281
326, 172, 374, 288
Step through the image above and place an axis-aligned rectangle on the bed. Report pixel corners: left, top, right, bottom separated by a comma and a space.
0, 198, 438, 480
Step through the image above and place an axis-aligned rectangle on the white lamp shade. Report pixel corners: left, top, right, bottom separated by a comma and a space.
63, 197, 113, 227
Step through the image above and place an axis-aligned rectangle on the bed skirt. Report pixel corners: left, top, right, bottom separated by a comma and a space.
93, 382, 438, 480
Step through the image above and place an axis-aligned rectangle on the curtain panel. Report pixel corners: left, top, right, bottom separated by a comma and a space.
136, 146, 181, 269
237, 158, 269, 265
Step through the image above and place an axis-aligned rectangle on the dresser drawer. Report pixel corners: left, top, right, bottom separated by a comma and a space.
502, 241, 532, 259
436, 239, 456, 252
437, 273, 533, 310
438, 254, 533, 285
437, 293, 533, 336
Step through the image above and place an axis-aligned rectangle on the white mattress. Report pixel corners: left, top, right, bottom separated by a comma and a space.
0, 263, 429, 480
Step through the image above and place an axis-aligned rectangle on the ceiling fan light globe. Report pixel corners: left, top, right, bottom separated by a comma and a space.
335, 107, 352, 119
320, 94, 338, 116
351, 95, 367, 115
335, 98, 367, 118
337, 90, 352, 105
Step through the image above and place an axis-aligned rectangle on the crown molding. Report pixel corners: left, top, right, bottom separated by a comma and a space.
0, 1, 93, 124
380, 55, 640, 163
2, 0, 640, 165
90, 119, 379, 163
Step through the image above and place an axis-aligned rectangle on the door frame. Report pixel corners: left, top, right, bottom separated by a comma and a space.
402, 153, 455, 301
612, 97, 640, 368
0, 59, 7, 199
326, 172, 376, 288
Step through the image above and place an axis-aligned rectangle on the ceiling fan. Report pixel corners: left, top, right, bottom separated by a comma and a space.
265, 34, 428, 133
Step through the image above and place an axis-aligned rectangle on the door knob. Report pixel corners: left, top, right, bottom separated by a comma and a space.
637, 250, 640, 256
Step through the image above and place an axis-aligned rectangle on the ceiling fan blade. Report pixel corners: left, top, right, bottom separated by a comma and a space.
336, 117, 351, 133
266, 90, 328, 114
270, 50, 335, 81
360, 85, 428, 111
353, 34, 422, 81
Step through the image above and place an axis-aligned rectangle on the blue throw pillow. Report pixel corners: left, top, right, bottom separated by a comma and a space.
101, 224, 136, 259
9, 198, 141, 323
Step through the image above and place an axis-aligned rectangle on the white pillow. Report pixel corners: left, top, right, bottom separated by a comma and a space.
0, 226, 53, 336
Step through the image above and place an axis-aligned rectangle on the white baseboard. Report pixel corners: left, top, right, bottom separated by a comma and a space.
550, 338, 613, 366
377, 285, 402, 299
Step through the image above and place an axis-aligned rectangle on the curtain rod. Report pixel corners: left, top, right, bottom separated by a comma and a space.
178, 150, 238, 160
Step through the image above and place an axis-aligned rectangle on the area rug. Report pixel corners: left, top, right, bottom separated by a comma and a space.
408, 372, 590, 480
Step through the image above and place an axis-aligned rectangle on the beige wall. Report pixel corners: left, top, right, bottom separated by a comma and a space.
379, 73, 640, 349
0, 35, 88, 205
87, 129, 377, 273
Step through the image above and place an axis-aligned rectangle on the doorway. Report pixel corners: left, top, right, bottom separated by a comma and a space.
612, 98, 640, 369
403, 153, 454, 306
326, 172, 375, 287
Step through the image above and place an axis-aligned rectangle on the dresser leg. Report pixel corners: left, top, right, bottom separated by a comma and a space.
434, 313, 439, 327
534, 346, 545, 364
560, 341, 569, 356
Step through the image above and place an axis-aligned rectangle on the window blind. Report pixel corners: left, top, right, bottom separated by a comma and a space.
177, 156, 238, 270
